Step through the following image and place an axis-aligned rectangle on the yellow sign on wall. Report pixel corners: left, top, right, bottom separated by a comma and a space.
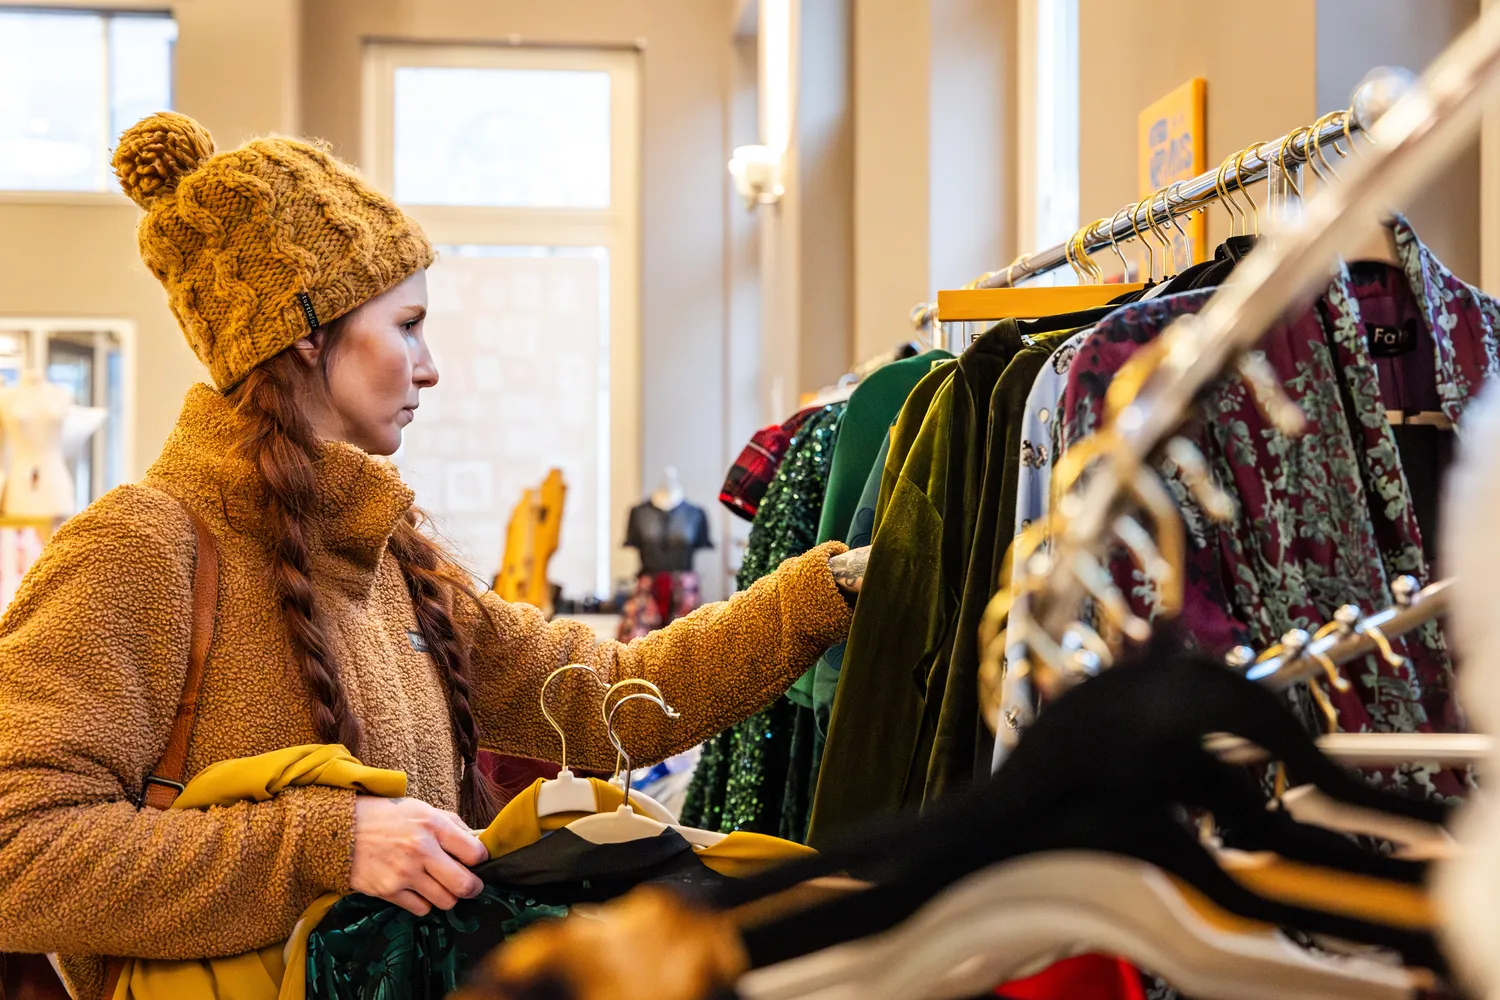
1139, 78, 1207, 268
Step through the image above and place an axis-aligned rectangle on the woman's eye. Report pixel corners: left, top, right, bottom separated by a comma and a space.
401, 319, 421, 336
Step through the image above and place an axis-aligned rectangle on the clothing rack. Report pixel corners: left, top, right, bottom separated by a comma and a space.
911, 92, 1384, 331
1204, 577, 1482, 768
1239, 576, 1453, 689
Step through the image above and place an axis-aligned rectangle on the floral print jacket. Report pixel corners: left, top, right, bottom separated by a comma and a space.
1058, 219, 1498, 801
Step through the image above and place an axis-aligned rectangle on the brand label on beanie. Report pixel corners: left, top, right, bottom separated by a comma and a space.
407, 630, 431, 653
297, 292, 320, 331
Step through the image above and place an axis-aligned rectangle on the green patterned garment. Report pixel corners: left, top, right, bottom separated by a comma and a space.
681, 402, 845, 841
306, 887, 566, 1000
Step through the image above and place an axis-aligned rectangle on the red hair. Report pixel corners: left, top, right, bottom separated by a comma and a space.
227, 332, 501, 827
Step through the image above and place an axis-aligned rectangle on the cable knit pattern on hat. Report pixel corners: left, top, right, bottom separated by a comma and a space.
0, 385, 851, 1000
112, 111, 434, 389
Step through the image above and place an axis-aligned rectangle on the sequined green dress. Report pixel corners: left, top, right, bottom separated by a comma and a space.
681, 402, 845, 841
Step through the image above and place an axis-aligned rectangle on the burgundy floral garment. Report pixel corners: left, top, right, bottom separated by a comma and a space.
1058, 220, 1496, 801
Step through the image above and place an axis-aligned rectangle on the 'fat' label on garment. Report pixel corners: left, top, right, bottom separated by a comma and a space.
1366, 321, 1417, 357
407, 630, 431, 653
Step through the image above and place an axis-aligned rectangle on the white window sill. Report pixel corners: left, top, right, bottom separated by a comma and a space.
0, 190, 133, 208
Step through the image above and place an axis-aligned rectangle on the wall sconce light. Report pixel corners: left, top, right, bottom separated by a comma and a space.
728, 144, 784, 208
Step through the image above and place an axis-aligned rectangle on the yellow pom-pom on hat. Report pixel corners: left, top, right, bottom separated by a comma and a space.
115, 111, 433, 389
112, 111, 215, 209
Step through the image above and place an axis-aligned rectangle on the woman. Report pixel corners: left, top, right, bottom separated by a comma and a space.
0, 112, 860, 999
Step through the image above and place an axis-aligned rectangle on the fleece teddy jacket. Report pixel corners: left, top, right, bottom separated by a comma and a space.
0, 384, 852, 1000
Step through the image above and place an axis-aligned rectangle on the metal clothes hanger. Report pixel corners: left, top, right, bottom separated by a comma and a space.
564, 692, 678, 844
597, 678, 683, 824
1215, 155, 1246, 237
1235, 146, 1263, 236
535, 664, 607, 816
1128, 200, 1156, 283
1143, 189, 1176, 278
1105, 205, 1133, 277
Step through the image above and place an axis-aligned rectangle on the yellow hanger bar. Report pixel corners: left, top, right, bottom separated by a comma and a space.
936, 283, 1146, 322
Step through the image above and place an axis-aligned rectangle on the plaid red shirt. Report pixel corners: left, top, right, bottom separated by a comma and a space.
719, 407, 820, 521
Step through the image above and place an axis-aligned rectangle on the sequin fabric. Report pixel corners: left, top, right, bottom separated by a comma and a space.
682, 403, 845, 839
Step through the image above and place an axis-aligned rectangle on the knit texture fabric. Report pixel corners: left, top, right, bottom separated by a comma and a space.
112, 111, 434, 389
0, 385, 851, 999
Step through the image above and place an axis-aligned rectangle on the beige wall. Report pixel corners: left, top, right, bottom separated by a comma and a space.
853, 0, 932, 363
1078, 0, 1318, 260
0, 0, 302, 478
929, 0, 1016, 296
1317, 0, 1480, 282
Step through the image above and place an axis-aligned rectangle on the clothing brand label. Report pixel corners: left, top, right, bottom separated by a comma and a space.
297, 291, 320, 331
1366, 321, 1416, 357
407, 630, 430, 653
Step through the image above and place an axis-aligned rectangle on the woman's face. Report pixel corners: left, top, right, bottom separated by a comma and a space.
299, 270, 437, 455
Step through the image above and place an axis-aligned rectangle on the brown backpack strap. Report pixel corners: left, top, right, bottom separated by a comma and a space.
141, 507, 219, 811
2, 506, 220, 1000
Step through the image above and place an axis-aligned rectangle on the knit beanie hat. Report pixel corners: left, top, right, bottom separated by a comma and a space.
112, 111, 434, 390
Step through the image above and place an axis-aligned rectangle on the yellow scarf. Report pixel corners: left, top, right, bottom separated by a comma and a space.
113, 745, 404, 1000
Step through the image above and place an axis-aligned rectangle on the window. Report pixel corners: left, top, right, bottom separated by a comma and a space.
393, 67, 612, 207
1019, 0, 1079, 285
0, 8, 176, 192
367, 44, 641, 602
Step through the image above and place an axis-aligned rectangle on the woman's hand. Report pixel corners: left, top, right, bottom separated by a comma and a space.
351, 796, 488, 916
829, 545, 870, 596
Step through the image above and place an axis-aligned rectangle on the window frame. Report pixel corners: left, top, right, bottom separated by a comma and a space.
363, 41, 643, 597
0, 3, 176, 203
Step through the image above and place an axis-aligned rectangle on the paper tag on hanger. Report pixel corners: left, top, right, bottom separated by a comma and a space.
1366, 321, 1417, 358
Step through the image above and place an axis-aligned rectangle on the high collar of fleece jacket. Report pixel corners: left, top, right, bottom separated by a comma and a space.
147, 383, 415, 573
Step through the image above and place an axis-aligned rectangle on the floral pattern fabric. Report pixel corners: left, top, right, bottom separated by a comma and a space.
1054, 220, 1496, 801
615, 571, 702, 641
1011, 328, 1086, 570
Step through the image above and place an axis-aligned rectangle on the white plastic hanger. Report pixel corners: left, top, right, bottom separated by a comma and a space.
737, 851, 1423, 1000
535, 664, 608, 817
566, 692, 677, 844
1278, 784, 1456, 860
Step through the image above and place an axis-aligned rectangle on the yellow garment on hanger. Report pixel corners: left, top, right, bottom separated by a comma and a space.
482, 777, 817, 876
113, 744, 406, 1000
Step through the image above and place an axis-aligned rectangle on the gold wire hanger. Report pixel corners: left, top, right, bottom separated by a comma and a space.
1105, 206, 1133, 277
1128, 200, 1155, 283
1235, 145, 1263, 236
1214, 154, 1246, 237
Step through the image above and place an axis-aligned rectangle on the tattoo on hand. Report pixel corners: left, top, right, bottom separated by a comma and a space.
829, 546, 870, 595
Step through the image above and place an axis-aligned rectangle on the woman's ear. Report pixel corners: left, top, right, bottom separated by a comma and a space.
291, 329, 326, 370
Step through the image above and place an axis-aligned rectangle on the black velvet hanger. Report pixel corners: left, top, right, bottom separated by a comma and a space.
706, 632, 1448, 971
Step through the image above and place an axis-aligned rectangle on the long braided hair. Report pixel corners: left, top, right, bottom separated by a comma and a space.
227, 325, 501, 827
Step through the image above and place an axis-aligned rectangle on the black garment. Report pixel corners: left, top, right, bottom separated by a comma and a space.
624, 500, 713, 574
476, 827, 733, 903
1188, 234, 1258, 289
1393, 425, 1453, 567
716, 636, 1446, 974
